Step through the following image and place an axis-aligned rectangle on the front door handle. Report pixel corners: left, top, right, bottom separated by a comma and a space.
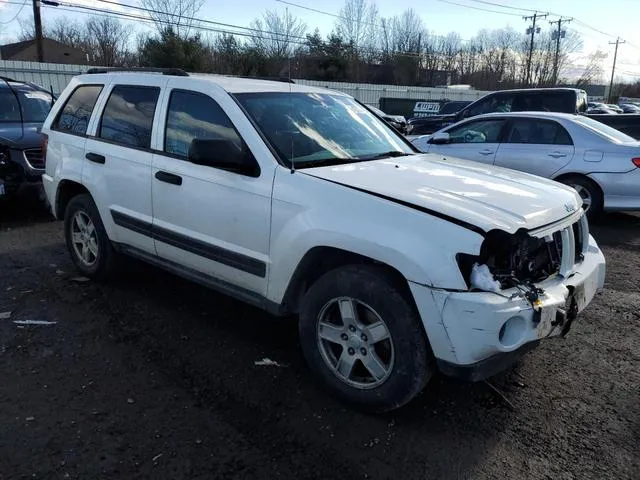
479, 149, 494, 155
155, 171, 182, 186
549, 152, 568, 158
85, 152, 105, 164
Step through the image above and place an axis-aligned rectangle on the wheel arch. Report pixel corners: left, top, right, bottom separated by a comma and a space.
553, 171, 604, 197
280, 246, 416, 316
55, 180, 91, 219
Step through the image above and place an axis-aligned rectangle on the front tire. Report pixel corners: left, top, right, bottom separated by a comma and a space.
299, 265, 433, 412
64, 194, 118, 280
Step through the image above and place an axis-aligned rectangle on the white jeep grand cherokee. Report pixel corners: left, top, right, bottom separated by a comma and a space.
41, 69, 606, 412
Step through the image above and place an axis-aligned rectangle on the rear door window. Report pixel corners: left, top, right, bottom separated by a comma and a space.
98, 85, 160, 149
505, 119, 573, 145
52, 85, 103, 135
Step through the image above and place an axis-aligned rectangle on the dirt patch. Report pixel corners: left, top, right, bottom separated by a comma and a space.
0, 210, 638, 479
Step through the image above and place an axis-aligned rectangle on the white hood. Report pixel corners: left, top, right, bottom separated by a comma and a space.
304, 154, 582, 234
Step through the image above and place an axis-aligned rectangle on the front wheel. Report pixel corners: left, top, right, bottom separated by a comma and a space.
299, 265, 433, 412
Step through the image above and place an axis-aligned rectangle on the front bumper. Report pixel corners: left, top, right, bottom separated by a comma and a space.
409, 234, 606, 380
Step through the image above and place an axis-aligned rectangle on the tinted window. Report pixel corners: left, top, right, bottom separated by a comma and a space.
512, 92, 574, 113
446, 119, 505, 144
165, 90, 242, 158
465, 94, 513, 117
99, 85, 159, 149
506, 119, 573, 145
53, 85, 102, 135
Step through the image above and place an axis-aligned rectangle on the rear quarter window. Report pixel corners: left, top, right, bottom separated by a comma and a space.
52, 85, 103, 135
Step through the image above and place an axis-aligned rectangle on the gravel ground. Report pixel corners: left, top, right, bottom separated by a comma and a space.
0, 194, 638, 480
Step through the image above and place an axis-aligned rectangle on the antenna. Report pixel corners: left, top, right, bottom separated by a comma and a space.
288, 50, 295, 174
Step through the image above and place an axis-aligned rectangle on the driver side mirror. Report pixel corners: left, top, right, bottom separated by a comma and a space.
188, 138, 259, 177
430, 132, 451, 145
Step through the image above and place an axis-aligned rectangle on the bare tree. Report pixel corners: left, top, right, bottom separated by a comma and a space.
249, 9, 307, 58
576, 50, 607, 86
334, 0, 379, 57
49, 17, 86, 50
86, 16, 130, 66
388, 9, 425, 53
141, 0, 205, 38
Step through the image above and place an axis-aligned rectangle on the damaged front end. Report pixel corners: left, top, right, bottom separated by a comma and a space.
458, 213, 588, 290
456, 212, 590, 334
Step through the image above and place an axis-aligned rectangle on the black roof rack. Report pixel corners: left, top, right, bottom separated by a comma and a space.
86, 67, 189, 77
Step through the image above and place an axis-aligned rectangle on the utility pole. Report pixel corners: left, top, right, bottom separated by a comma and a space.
524, 12, 547, 86
550, 17, 572, 85
608, 37, 625, 103
31, 0, 44, 62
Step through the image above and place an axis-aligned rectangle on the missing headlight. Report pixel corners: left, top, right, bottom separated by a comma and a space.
457, 229, 562, 290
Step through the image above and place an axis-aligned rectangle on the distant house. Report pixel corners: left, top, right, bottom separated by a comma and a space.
0, 38, 91, 65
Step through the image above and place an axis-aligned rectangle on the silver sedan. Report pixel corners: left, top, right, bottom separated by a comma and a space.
410, 112, 640, 218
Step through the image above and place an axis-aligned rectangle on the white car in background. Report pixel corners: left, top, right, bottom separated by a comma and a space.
411, 112, 640, 218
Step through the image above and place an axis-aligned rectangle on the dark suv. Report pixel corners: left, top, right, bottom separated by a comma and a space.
0, 77, 53, 198
407, 88, 588, 135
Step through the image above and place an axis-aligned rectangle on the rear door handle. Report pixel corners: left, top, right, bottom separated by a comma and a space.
155, 171, 182, 186
85, 152, 105, 164
479, 149, 494, 155
549, 152, 567, 158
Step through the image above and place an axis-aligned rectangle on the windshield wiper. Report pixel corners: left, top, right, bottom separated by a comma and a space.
355, 151, 413, 161
294, 157, 355, 169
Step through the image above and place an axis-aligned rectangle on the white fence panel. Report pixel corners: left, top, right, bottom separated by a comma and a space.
0, 60, 493, 105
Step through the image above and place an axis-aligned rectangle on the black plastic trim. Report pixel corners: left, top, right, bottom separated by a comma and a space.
110, 210, 152, 237
302, 173, 487, 236
110, 210, 266, 278
436, 340, 540, 381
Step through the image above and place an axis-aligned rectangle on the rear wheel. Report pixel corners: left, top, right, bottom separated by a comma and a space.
559, 175, 603, 220
299, 265, 433, 412
64, 194, 119, 280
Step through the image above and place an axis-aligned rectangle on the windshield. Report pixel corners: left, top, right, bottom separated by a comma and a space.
0, 82, 53, 123
576, 115, 637, 143
234, 92, 413, 168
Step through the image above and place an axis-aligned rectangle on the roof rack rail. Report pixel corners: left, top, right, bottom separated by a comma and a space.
86, 67, 189, 77
234, 75, 295, 84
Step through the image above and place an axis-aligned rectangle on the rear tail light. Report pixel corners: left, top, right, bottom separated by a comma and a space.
41, 134, 48, 167
632, 157, 640, 168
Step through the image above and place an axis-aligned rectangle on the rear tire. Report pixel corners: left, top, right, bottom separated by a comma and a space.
64, 194, 119, 281
299, 265, 433, 412
559, 175, 603, 220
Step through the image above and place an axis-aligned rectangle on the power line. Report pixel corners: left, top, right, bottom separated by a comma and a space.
96, 0, 309, 42
276, 0, 471, 43
434, 0, 528, 17
465, 0, 543, 14
37, 1, 430, 60
0, 0, 27, 24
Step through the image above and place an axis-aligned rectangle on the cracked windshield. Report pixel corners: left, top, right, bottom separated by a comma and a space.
235, 92, 413, 167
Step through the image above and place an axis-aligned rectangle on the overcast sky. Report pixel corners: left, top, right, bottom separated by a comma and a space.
1, 0, 639, 82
